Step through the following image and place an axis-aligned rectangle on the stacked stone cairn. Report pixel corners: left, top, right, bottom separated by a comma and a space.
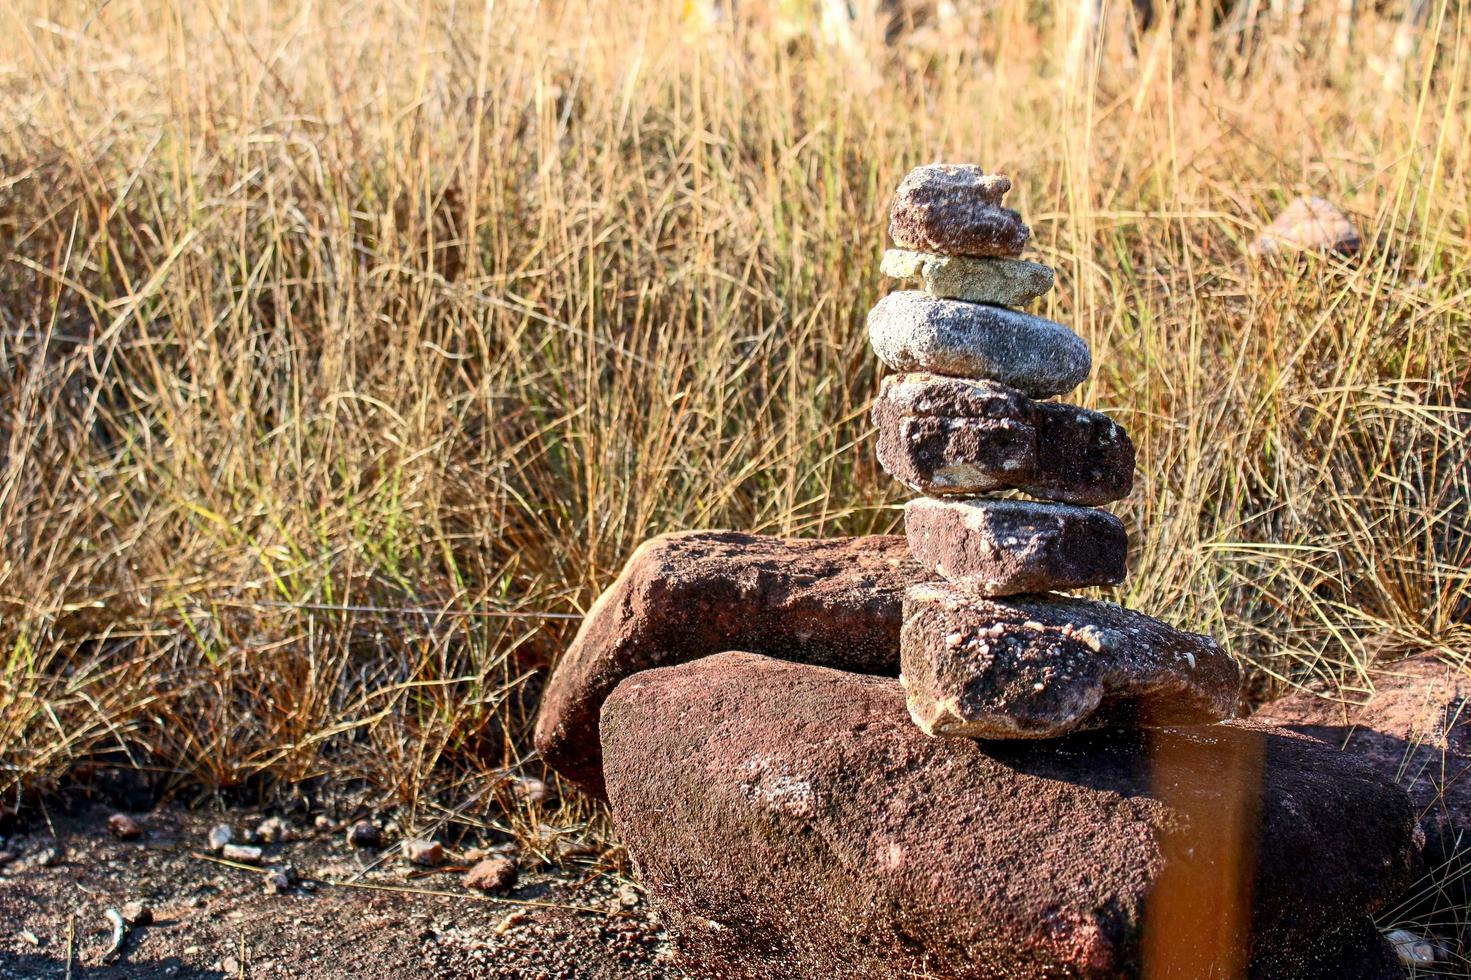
531, 163, 1425, 979
870, 163, 1237, 739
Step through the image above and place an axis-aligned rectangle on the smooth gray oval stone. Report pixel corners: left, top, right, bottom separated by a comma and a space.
867, 291, 1090, 397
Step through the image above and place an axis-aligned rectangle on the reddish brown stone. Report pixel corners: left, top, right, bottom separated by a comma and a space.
888, 164, 1030, 258
1254, 652, 1471, 877
901, 582, 1240, 738
465, 857, 519, 894
1249, 196, 1361, 257
602, 653, 1418, 980
872, 374, 1134, 505
534, 531, 923, 797
903, 498, 1127, 594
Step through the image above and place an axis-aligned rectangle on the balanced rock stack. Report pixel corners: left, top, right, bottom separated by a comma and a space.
868, 163, 1239, 739
532, 164, 1425, 980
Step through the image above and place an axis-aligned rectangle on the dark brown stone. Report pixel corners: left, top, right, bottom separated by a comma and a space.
904, 498, 1128, 594
534, 531, 923, 797
602, 653, 1418, 980
872, 374, 1134, 505
1254, 652, 1470, 878
888, 164, 1030, 258
901, 582, 1240, 737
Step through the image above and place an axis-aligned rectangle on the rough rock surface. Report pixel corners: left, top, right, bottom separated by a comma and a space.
602, 653, 1418, 980
880, 249, 1054, 305
868, 291, 1090, 397
872, 374, 1134, 504
1254, 652, 1471, 874
534, 530, 923, 797
901, 582, 1240, 737
1249, 195, 1362, 257
888, 164, 1030, 257
904, 497, 1128, 594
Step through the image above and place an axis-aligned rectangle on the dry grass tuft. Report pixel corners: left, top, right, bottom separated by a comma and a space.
0, 0, 1468, 851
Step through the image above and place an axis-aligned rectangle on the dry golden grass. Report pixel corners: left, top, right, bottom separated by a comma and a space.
0, 0, 1467, 854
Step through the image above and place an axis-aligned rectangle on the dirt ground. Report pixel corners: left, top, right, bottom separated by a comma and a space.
0, 803, 684, 979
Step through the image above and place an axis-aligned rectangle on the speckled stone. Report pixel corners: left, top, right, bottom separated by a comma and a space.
881, 249, 1055, 306
904, 498, 1127, 595
872, 374, 1134, 505
900, 582, 1241, 739
888, 164, 1030, 258
867, 291, 1090, 397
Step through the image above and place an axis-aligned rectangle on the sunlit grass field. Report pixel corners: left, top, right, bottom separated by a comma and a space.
1, 0, 1468, 865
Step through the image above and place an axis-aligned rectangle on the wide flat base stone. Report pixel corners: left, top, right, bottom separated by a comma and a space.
872, 373, 1134, 504
888, 164, 1030, 258
603, 653, 1417, 980
533, 531, 923, 797
868, 291, 1090, 397
901, 582, 1241, 737
904, 497, 1127, 594
881, 249, 1054, 305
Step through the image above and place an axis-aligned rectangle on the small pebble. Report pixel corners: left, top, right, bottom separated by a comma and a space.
345, 820, 382, 849
221, 844, 264, 865
107, 813, 143, 840
256, 816, 296, 844
512, 777, 549, 805
1386, 928, 1443, 966
495, 911, 530, 935
464, 857, 518, 894
403, 839, 444, 867
207, 824, 233, 852
264, 870, 294, 895
121, 902, 153, 927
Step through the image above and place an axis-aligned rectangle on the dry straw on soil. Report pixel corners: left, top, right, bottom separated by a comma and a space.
0, 0, 1468, 845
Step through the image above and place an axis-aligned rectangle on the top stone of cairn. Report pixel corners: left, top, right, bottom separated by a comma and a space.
889, 164, 1030, 259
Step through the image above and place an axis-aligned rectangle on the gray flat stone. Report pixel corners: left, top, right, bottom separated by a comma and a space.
867, 291, 1090, 397
872, 374, 1134, 504
904, 497, 1127, 594
888, 164, 1030, 258
881, 249, 1054, 305
901, 582, 1242, 738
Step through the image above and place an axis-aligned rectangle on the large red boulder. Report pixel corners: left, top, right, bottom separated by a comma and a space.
1255, 652, 1470, 875
534, 532, 923, 797
603, 653, 1417, 980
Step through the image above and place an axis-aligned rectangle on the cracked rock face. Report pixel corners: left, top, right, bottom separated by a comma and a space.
901, 582, 1240, 738
601, 653, 1416, 980
880, 249, 1054, 305
872, 374, 1135, 504
904, 497, 1128, 594
888, 164, 1030, 258
532, 531, 923, 797
867, 291, 1090, 397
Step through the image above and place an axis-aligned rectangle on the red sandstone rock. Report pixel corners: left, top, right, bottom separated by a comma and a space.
533, 531, 923, 797
602, 653, 1416, 980
1254, 652, 1471, 876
